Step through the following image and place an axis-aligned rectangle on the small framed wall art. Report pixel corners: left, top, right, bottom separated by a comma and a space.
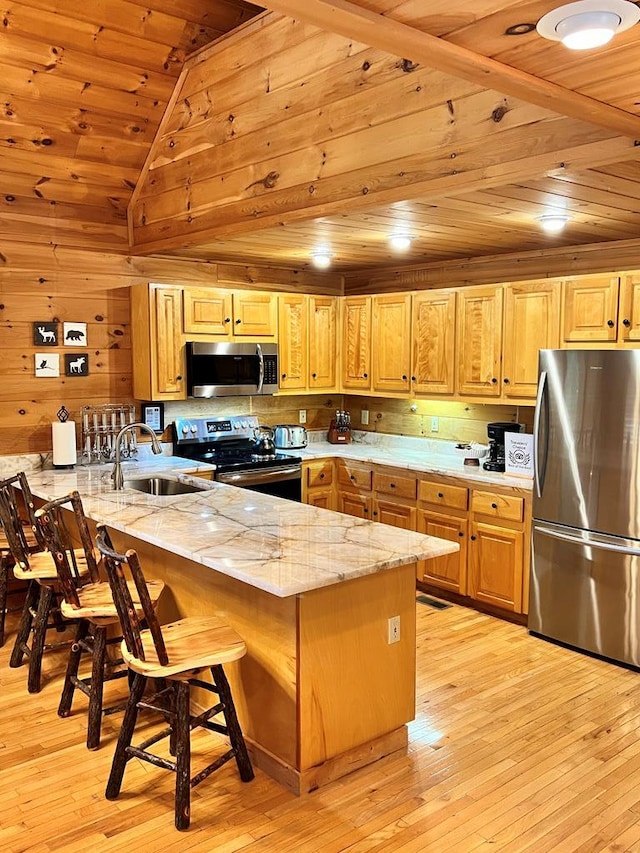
63, 322, 87, 346
33, 322, 58, 346
64, 353, 89, 376
35, 353, 60, 377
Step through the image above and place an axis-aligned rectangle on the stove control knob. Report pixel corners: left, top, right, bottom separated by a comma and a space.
190, 425, 197, 433
181, 425, 189, 435
241, 421, 247, 429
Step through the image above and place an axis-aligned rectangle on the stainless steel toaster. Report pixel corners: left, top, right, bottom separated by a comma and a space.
273, 424, 308, 449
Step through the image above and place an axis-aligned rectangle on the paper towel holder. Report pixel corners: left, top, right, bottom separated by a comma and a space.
52, 405, 77, 470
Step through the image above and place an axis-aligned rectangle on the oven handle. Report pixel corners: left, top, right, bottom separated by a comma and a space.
216, 465, 301, 487
256, 343, 264, 394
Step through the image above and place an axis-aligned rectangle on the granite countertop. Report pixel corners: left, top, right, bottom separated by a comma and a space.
23, 455, 458, 599
291, 436, 534, 490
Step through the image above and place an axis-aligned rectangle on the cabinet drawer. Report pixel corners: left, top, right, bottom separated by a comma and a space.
373, 472, 417, 500
306, 461, 333, 488
337, 462, 373, 491
472, 490, 523, 522
418, 480, 468, 511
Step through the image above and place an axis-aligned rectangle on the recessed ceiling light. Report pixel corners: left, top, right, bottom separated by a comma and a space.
388, 233, 414, 251
537, 0, 640, 50
310, 249, 333, 269
537, 212, 572, 234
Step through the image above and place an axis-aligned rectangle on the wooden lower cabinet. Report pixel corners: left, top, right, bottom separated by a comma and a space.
468, 521, 524, 612
305, 459, 530, 618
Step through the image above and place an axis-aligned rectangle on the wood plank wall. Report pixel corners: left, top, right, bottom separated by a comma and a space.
0, 239, 342, 456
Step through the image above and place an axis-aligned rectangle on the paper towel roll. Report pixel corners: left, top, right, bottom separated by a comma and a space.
52, 420, 77, 467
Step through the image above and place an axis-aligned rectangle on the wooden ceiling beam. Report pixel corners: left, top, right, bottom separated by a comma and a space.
258, 0, 640, 139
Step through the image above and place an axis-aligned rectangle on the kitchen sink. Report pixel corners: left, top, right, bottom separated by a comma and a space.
123, 477, 208, 496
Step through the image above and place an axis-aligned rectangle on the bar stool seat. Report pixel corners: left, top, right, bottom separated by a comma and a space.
96, 524, 254, 831
37, 491, 164, 750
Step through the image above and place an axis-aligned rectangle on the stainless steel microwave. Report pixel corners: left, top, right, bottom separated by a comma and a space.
186, 341, 279, 398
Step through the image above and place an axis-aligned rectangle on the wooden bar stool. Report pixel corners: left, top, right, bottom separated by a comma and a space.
96, 524, 254, 831
36, 490, 165, 750
0, 476, 85, 693
0, 472, 41, 647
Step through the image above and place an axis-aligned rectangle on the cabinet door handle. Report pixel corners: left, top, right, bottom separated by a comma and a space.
491, 502, 498, 509
372, 510, 378, 517
363, 372, 368, 378
224, 317, 231, 324
364, 508, 368, 514
470, 535, 477, 541
312, 372, 317, 378
458, 531, 464, 537
350, 474, 356, 481
319, 473, 325, 480
411, 375, 416, 382
607, 319, 615, 327
437, 492, 444, 498
623, 318, 631, 327
491, 377, 498, 384
281, 373, 287, 379
176, 374, 183, 381
235, 318, 241, 325
503, 378, 510, 384
389, 483, 396, 488
402, 374, 408, 381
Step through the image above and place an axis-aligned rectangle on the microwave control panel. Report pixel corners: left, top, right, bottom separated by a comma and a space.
263, 354, 278, 387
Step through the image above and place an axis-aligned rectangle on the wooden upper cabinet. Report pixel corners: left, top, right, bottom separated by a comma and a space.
502, 280, 560, 399
411, 290, 456, 395
131, 283, 185, 401
372, 293, 412, 394
562, 275, 619, 343
309, 296, 337, 390
342, 296, 371, 390
278, 294, 308, 391
183, 288, 277, 339
456, 285, 503, 397
183, 288, 232, 336
618, 273, 640, 343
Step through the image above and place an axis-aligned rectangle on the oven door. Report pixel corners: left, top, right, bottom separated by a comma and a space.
215, 464, 302, 502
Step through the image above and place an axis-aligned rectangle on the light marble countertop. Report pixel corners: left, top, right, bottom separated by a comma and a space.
22, 456, 458, 599
290, 435, 534, 490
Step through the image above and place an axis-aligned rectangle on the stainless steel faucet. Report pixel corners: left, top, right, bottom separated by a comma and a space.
112, 422, 162, 490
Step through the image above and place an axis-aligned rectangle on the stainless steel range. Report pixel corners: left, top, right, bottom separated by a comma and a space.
173, 415, 302, 501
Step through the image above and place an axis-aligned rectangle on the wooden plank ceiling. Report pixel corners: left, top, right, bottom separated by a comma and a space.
3, 0, 640, 272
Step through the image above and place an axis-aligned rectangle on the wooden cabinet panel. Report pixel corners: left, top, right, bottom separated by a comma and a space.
342, 296, 371, 389
131, 284, 185, 401
562, 275, 619, 343
278, 294, 308, 390
471, 490, 524, 522
309, 296, 337, 390
233, 291, 277, 337
372, 293, 411, 394
412, 290, 456, 395
418, 480, 468, 511
306, 460, 333, 488
456, 285, 503, 397
417, 510, 467, 595
183, 288, 232, 336
337, 490, 372, 519
468, 522, 523, 612
336, 462, 372, 491
373, 472, 417, 500
503, 280, 560, 398
307, 488, 335, 510
373, 499, 416, 529
618, 273, 640, 343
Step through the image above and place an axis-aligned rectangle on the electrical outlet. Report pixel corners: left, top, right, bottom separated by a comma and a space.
299, 409, 307, 424
431, 416, 439, 433
388, 615, 400, 644
361, 409, 369, 425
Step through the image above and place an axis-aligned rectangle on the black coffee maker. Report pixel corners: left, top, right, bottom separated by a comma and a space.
483, 422, 524, 472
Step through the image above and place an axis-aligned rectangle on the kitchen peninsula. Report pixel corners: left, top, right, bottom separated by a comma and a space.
22, 457, 457, 794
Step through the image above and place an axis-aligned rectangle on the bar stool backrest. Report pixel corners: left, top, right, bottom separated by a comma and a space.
96, 524, 168, 666
0, 472, 45, 569
36, 491, 100, 607
0, 471, 46, 557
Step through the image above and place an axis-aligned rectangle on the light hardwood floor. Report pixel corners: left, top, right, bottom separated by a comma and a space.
2, 595, 640, 852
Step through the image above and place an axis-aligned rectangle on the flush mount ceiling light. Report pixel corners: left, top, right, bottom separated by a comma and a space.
537, 0, 640, 49
537, 212, 572, 233
310, 248, 333, 269
388, 232, 414, 251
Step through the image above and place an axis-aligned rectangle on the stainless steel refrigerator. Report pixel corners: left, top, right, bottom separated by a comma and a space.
530, 349, 640, 667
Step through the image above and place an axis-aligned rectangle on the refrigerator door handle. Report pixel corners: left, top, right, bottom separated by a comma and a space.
534, 524, 640, 556
533, 370, 548, 499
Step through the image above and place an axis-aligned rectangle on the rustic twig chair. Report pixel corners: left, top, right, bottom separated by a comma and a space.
0, 473, 79, 693
0, 472, 40, 648
36, 490, 164, 749
95, 523, 254, 831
